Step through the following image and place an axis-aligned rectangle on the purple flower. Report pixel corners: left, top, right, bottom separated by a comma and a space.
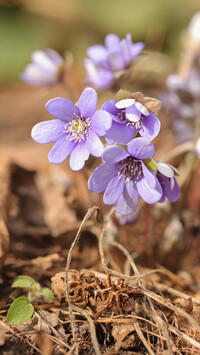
195, 136, 200, 158
166, 69, 200, 98
84, 59, 115, 90
85, 33, 144, 90
31, 88, 112, 170
87, 33, 144, 72
20, 48, 64, 86
116, 210, 139, 225
162, 68, 200, 143
156, 162, 180, 203
102, 98, 160, 144
88, 137, 163, 215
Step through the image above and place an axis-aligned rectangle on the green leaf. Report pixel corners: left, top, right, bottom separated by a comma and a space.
143, 158, 158, 172
12, 275, 40, 290
7, 297, 34, 325
38, 288, 54, 300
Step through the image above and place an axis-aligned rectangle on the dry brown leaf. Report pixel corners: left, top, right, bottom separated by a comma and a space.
36, 171, 77, 238
112, 322, 136, 352
34, 330, 54, 355
51, 271, 66, 301
0, 215, 10, 271
0, 328, 6, 346
144, 97, 161, 114
131, 92, 145, 104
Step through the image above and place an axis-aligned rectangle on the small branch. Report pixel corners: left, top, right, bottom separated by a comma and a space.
98, 207, 115, 273
161, 141, 194, 163
65, 206, 99, 341
73, 305, 101, 355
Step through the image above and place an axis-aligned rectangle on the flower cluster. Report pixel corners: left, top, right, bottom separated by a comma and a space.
161, 13, 200, 154
26, 33, 180, 216
84, 33, 144, 90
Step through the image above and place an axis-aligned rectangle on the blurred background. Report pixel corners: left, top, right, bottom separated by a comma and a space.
1, 0, 200, 84
0, 0, 200, 166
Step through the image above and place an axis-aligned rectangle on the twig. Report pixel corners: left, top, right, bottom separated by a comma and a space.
134, 320, 155, 355
73, 305, 101, 355
161, 141, 194, 163
169, 324, 200, 350
65, 206, 99, 341
143, 289, 200, 334
0, 321, 41, 353
153, 282, 200, 306
98, 207, 115, 273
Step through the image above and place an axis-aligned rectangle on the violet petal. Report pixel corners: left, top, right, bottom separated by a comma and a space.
114, 180, 139, 215
31, 50, 58, 74
103, 175, 125, 204
107, 52, 124, 71
139, 112, 160, 141
136, 175, 162, 204
131, 42, 145, 57
20, 64, 56, 86
31, 119, 65, 143
105, 34, 121, 51
78, 87, 97, 118
91, 110, 112, 136
105, 121, 136, 144
128, 137, 155, 159
103, 145, 129, 164
126, 105, 141, 122
88, 163, 118, 193
46, 97, 79, 122
87, 45, 107, 64
86, 130, 104, 157
69, 142, 90, 171
48, 135, 75, 164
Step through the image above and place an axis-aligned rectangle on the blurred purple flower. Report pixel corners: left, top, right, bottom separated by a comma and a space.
102, 98, 160, 144
31, 88, 112, 170
116, 210, 139, 225
20, 48, 64, 86
162, 68, 200, 143
84, 59, 115, 90
85, 33, 144, 90
88, 137, 162, 215
157, 162, 180, 203
166, 69, 200, 98
195, 136, 200, 158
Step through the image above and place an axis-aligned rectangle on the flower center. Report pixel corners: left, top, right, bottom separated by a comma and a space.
118, 157, 143, 183
117, 109, 143, 129
63, 114, 91, 143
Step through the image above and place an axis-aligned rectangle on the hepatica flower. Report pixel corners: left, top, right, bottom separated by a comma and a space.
102, 94, 161, 144
84, 59, 115, 90
31, 88, 112, 170
85, 33, 144, 90
195, 136, 200, 158
88, 137, 163, 215
20, 48, 64, 86
156, 162, 180, 203
162, 68, 200, 143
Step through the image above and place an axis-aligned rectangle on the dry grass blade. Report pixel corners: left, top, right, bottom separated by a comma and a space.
65, 206, 99, 340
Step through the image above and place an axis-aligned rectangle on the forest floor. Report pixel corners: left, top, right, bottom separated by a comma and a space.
1, 82, 200, 354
